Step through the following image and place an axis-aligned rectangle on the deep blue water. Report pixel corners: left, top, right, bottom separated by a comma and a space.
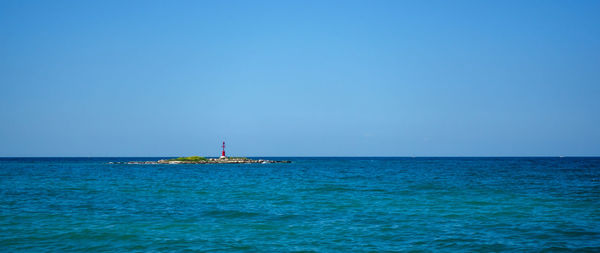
1, 157, 599, 252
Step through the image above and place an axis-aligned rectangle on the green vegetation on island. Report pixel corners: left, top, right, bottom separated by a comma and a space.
167, 156, 208, 162
225, 157, 250, 160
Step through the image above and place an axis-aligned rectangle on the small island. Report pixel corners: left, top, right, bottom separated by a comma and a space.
124, 156, 291, 165
120, 142, 290, 164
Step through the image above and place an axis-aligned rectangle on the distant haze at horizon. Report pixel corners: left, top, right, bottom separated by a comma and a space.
1, 1, 599, 157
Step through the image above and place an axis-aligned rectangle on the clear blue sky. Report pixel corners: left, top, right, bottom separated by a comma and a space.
1, 0, 599, 157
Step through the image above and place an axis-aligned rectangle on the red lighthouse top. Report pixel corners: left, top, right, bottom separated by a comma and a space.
221, 141, 226, 158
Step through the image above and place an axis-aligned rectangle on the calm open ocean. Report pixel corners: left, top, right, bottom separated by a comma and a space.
0, 157, 599, 252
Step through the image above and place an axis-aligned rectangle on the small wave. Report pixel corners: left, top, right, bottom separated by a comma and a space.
310, 185, 354, 193
203, 209, 260, 219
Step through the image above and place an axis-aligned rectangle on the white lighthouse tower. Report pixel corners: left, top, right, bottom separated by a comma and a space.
220, 141, 226, 159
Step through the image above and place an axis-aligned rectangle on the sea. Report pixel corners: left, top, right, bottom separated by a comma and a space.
0, 157, 599, 252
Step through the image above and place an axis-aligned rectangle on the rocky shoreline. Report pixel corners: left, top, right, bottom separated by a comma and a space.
113, 157, 291, 165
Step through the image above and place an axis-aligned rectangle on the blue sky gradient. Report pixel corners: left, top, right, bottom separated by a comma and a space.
1, 0, 599, 156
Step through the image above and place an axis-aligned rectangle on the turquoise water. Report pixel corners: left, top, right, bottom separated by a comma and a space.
1, 157, 599, 252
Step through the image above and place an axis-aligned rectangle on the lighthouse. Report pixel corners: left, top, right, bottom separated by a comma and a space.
220, 141, 226, 159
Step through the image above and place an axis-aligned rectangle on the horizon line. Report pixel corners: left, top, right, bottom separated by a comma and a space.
1, 156, 599, 158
